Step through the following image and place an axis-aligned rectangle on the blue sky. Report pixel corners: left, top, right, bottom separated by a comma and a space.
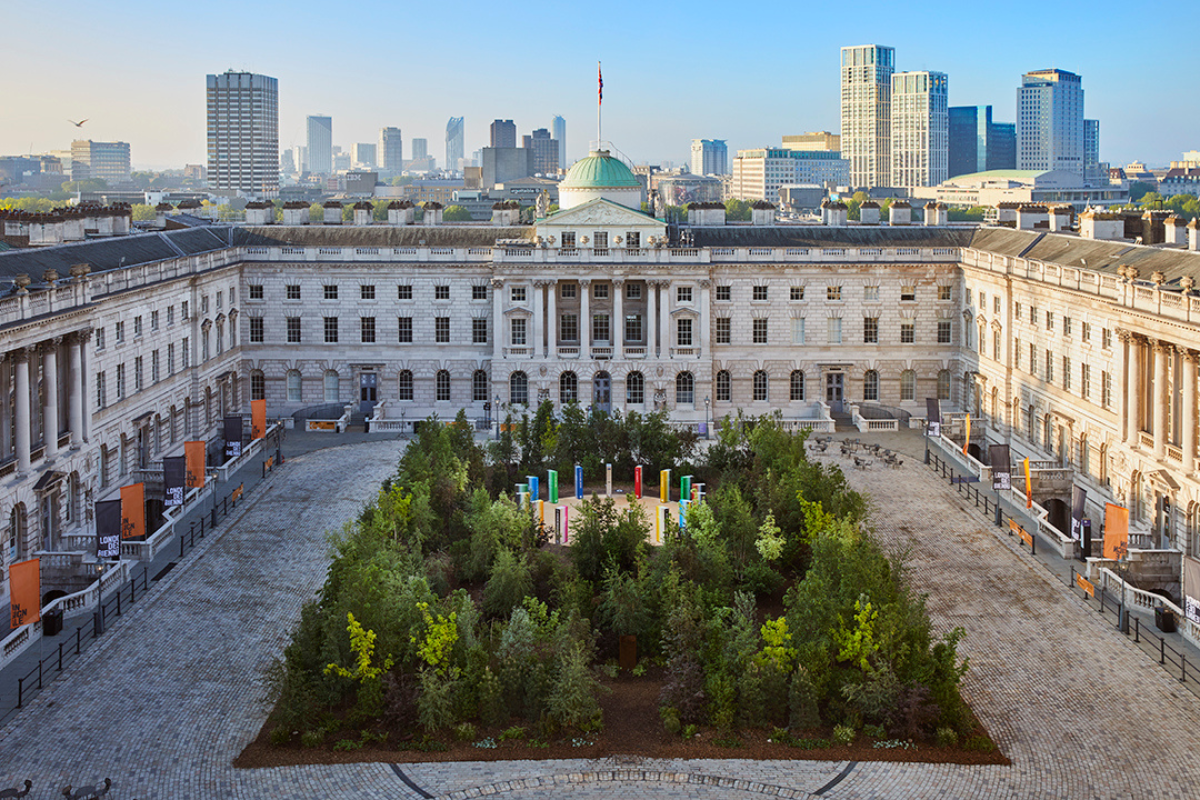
3, 0, 1196, 170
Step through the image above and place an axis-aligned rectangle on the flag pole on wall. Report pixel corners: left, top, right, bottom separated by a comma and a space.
597, 61, 603, 146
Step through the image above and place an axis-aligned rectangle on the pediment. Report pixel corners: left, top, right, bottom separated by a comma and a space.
537, 198, 665, 232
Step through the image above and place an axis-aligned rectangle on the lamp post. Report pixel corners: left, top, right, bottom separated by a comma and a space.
705, 395, 710, 440
400, 407, 406, 437
495, 395, 501, 440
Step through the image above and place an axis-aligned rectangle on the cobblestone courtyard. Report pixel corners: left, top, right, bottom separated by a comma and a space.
2, 433, 1198, 799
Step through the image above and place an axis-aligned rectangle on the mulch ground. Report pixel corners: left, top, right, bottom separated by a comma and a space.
235, 669, 1009, 768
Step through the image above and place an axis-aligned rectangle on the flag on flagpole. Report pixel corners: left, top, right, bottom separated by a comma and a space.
962, 414, 971, 455
1023, 458, 1032, 509
598, 62, 603, 106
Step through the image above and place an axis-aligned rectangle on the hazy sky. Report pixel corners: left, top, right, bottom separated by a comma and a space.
3, 0, 1196, 171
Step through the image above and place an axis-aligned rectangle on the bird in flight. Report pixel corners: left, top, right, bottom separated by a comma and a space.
68, 119, 88, 127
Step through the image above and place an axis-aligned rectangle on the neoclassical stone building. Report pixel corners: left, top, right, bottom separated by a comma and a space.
2, 149, 1200, 633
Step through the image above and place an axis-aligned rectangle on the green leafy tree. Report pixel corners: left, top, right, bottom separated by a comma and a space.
443, 204, 473, 221
725, 198, 752, 221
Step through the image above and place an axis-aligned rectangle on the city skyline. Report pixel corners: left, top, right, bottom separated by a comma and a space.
3, 0, 1198, 171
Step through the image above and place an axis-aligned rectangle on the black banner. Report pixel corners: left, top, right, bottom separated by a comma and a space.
96, 499, 122, 559
163, 456, 186, 507
1072, 485, 1088, 541
224, 416, 244, 461
926, 398, 942, 438
989, 444, 1011, 491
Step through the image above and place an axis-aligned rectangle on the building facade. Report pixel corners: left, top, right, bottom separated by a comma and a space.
306, 116, 333, 175
1084, 119, 1101, 186
949, 106, 1017, 179
731, 149, 848, 202
841, 44, 895, 188
782, 132, 841, 152
70, 140, 131, 186
690, 139, 729, 177
351, 143, 377, 171
490, 120, 517, 149
446, 118, 465, 172
552, 116, 566, 169
205, 71, 278, 197
1017, 69, 1085, 178
523, 129, 560, 176
378, 127, 403, 174
891, 71, 948, 189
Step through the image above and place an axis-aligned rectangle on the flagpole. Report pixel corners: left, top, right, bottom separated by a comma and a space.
597, 61, 602, 147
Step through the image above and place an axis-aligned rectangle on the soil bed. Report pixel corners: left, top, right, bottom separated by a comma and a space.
236, 669, 1008, 768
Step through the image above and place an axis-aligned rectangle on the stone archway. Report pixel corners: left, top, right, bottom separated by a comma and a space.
1045, 498, 1072, 537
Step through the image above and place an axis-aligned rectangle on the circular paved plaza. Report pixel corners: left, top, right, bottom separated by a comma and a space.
2, 435, 1199, 799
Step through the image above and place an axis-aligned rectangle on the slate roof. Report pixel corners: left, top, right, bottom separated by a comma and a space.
690, 225, 974, 249
0, 228, 232, 285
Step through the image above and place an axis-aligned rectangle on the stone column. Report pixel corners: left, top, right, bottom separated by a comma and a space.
79, 329, 92, 442
546, 280, 557, 356
658, 280, 671, 358
42, 339, 61, 461
612, 279, 624, 354
699, 280, 711, 358
532, 281, 546, 358
491, 278, 504, 360
1153, 339, 1169, 459
1116, 329, 1130, 443
579, 279, 591, 354
1184, 350, 1197, 475
14, 347, 31, 474
646, 280, 657, 357
1127, 335, 1142, 446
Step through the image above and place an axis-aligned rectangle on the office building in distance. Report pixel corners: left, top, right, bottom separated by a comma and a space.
379, 127, 404, 174
523, 129, 559, 176
306, 115, 333, 175
552, 115, 566, 168
841, 44, 895, 188
690, 139, 728, 177
890, 71, 948, 188
205, 71, 278, 196
490, 119, 517, 149
1017, 69, 1085, 179
70, 139, 131, 186
949, 106, 1016, 178
446, 117, 464, 171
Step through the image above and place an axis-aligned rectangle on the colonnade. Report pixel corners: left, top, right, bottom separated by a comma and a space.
1118, 329, 1198, 475
1, 330, 91, 475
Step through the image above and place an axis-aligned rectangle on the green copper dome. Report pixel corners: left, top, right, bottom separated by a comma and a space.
560, 150, 640, 188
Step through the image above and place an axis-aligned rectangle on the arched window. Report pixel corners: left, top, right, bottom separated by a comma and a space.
716, 370, 731, 402
676, 371, 694, 405
1079, 434, 1090, 477
863, 370, 879, 401
286, 370, 301, 402
397, 370, 413, 401
510, 371, 528, 405
8, 503, 27, 561
753, 370, 769, 402
937, 369, 951, 401
626, 371, 644, 404
790, 370, 805, 401
323, 370, 340, 403
900, 370, 916, 401
436, 370, 451, 401
559, 371, 578, 404
250, 370, 265, 401
472, 370, 488, 402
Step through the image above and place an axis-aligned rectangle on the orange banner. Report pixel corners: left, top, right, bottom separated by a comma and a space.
120, 482, 146, 539
962, 414, 971, 455
185, 440, 206, 488
9, 558, 40, 628
251, 399, 267, 440
1023, 458, 1032, 509
1104, 503, 1129, 561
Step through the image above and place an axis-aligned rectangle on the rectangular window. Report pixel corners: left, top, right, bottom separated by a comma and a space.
201, 296, 209, 314
435, 317, 450, 342
625, 283, 642, 300
167, 343, 175, 376
1102, 371, 1112, 409
676, 286, 691, 303
1045, 349, 1054, 382
560, 283, 577, 299
249, 285, 264, 300
827, 318, 842, 344
182, 337, 190, 368
435, 285, 450, 300
510, 318, 526, 346
324, 285, 338, 300
900, 321, 915, 343
473, 318, 488, 344
360, 285, 376, 300
96, 371, 106, 408
715, 318, 731, 344
286, 285, 301, 300
398, 317, 413, 343
938, 285, 951, 301
1029, 343, 1036, 374
134, 357, 143, 392
152, 350, 159, 384
398, 284, 412, 300
560, 313, 578, 342
1082, 321, 1091, 342
827, 286, 842, 301
1015, 302, 1022, 320
361, 317, 376, 343
511, 286, 527, 303
626, 231, 641, 249
116, 364, 126, 400
324, 317, 338, 343
792, 318, 805, 344
937, 320, 951, 344
287, 317, 301, 343
96, 328, 105, 350
593, 232, 608, 249
716, 285, 731, 301
594, 283, 610, 300
677, 318, 692, 346
965, 288, 972, 305
994, 296, 1001, 314
979, 291, 986, 309
181, 300, 189, 319
216, 291, 223, 309
1062, 356, 1071, 390
625, 314, 642, 342
116, 321, 125, 342
1046, 311, 1054, 330
167, 306, 174, 325
249, 317, 264, 342
1081, 363, 1091, 399
864, 317, 879, 343
151, 310, 160, 329
1015, 338, 1022, 368
753, 285, 768, 301
1063, 316, 1072, 336
472, 284, 488, 301
561, 231, 576, 249
863, 286, 878, 302
753, 318, 768, 344
594, 313, 611, 343
901, 286, 916, 301
994, 330, 1001, 359
1030, 305, 1038, 325
1102, 328, 1112, 349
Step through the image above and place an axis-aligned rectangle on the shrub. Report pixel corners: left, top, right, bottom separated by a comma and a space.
301, 730, 324, 748
832, 724, 856, 746
416, 668, 459, 731
737, 662, 766, 728
706, 672, 737, 732
476, 667, 507, 727
268, 726, 291, 746
455, 722, 477, 741
660, 706, 681, 736
547, 642, 605, 730
936, 726, 959, 747
499, 725, 527, 741
962, 734, 996, 752
788, 667, 821, 730
863, 723, 886, 739
483, 550, 533, 619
